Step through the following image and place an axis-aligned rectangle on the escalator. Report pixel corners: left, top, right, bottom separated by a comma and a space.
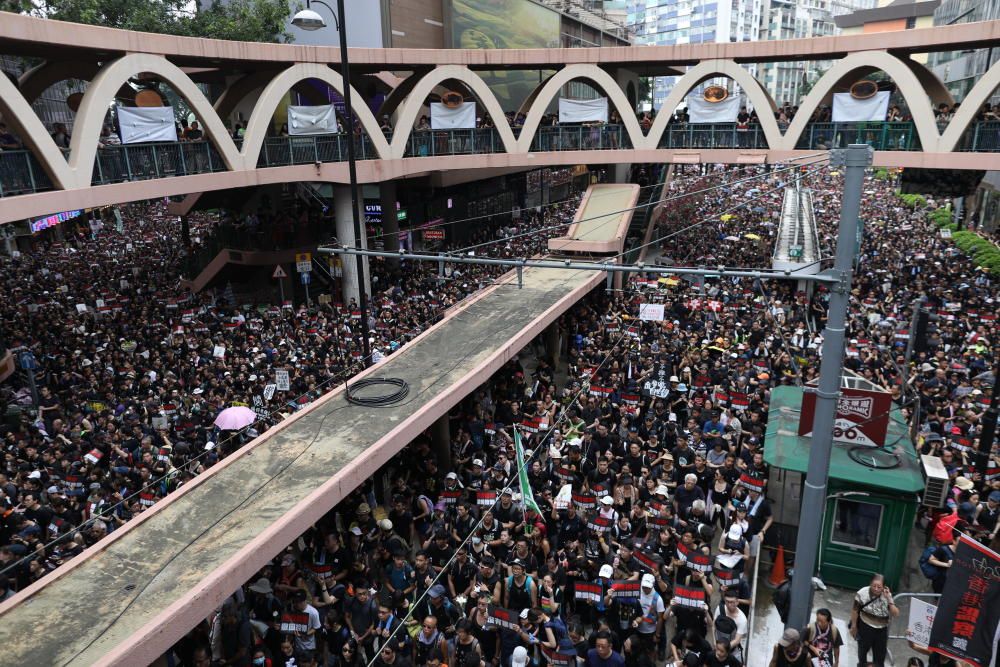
621, 164, 671, 264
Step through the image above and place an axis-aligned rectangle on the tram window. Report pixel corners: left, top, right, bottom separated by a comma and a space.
830, 498, 882, 551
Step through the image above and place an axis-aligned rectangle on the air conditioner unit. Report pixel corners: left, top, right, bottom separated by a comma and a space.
921, 455, 949, 509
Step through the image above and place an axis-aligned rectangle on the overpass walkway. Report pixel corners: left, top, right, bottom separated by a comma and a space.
0, 262, 606, 667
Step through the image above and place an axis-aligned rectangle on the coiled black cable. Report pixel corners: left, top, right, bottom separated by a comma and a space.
344, 377, 410, 406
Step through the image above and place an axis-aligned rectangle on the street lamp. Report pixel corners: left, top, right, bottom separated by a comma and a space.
291, 0, 372, 368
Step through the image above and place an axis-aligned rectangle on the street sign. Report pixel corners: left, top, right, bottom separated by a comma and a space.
300, 272, 311, 285
272, 265, 287, 279
295, 253, 312, 273
275, 369, 290, 391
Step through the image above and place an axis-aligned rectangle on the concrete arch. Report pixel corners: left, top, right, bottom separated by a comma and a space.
900, 58, 954, 108
647, 60, 781, 151
69, 53, 243, 188
0, 70, 75, 189
940, 58, 1000, 153
241, 63, 390, 164
18, 60, 99, 104
516, 65, 644, 152
782, 51, 940, 152
214, 69, 283, 121
377, 69, 432, 121
389, 65, 517, 159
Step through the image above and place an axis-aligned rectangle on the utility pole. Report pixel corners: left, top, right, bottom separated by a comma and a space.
336, 0, 372, 368
786, 144, 872, 630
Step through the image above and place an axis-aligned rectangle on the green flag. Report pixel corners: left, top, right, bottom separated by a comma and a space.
514, 427, 542, 516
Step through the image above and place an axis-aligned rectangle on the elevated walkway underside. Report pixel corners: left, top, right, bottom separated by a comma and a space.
548, 182, 639, 254
0, 264, 604, 666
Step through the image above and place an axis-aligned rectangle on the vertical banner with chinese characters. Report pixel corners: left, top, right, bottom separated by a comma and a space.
928, 535, 1000, 667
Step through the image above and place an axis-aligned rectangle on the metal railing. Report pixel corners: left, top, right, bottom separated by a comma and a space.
4, 121, 1000, 198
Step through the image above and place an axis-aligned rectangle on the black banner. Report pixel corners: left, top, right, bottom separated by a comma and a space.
929, 535, 1000, 667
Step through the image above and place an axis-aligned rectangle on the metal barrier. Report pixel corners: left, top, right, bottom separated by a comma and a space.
6, 121, 1000, 198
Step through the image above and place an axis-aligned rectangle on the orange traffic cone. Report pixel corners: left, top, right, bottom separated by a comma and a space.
769, 544, 787, 587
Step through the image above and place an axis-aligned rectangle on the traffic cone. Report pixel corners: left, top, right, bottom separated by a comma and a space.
769, 544, 786, 587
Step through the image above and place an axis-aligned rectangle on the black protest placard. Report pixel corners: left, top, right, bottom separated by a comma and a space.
928, 535, 1000, 667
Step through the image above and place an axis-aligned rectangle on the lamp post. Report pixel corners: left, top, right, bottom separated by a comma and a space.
292, 0, 372, 368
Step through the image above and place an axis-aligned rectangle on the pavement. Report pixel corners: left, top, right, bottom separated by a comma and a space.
0, 264, 603, 667
748, 524, 936, 667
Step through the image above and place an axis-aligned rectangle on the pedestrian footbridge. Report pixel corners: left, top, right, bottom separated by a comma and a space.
4, 14, 1000, 223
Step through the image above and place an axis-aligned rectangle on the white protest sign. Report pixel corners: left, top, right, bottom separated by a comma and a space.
213, 345, 226, 359
75, 304, 88, 313
263, 384, 277, 400
906, 598, 936, 648
639, 303, 665, 321
275, 369, 290, 391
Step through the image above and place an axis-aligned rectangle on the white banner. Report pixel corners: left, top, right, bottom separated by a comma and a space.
906, 599, 937, 649
116, 106, 178, 144
831, 91, 891, 122
287, 104, 339, 135
638, 303, 665, 321
430, 102, 476, 130
558, 97, 608, 124
686, 95, 741, 124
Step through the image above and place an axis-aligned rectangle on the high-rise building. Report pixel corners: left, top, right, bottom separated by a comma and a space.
623, 0, 876, 110
626, 0, 764, 109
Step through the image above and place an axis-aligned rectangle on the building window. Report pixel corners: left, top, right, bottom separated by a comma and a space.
905, 16, 917, 29
830, 498, 883, 551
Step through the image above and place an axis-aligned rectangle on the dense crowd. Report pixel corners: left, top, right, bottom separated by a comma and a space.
0, 164, 997, 667
0, 191, 583, 590
156, 166, 992, 667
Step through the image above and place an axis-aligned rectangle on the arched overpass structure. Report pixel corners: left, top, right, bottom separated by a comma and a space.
4, 14, 1000, 222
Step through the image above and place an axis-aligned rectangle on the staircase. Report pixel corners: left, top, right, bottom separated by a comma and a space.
623, 164, 672, 264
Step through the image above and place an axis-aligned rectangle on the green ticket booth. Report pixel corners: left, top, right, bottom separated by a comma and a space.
764, 384, 926, 590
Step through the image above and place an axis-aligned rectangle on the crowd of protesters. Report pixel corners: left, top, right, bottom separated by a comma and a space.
133, 165, 994, 667
0, 163, 997, 667
0, 190, 584, 591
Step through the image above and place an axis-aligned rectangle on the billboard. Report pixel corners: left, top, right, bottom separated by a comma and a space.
798, 378, 892, 448
449, 0, 560, 108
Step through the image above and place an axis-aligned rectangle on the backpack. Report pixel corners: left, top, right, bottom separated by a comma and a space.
920, 544, 952, 579
919, 545, 939, 579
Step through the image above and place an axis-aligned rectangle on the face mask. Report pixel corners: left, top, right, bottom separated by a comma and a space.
253, 659, 266, 666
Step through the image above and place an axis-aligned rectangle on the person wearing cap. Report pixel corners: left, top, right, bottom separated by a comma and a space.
464, 458, 486, 490
974, 490, 1000, 542
447, 544, 478, 601
503, 557, 537, 613
849, 573, 897, 667
623, 572, 664, 656
373, 636, 412, 667
289, 588, 323, 657
768, 628, 808, 667
415, 584, 461, 637
510, 645, 530, 667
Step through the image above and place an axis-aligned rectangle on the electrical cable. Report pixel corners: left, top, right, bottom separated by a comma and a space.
0, 224, 555, 582
611, 160, 830, 263
358, 324, 636, 667
446, 158, 830, 258
54, 271, 546, 667
345, 377, 410, 406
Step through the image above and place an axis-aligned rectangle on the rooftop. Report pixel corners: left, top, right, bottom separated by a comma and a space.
763, 385, 926, 494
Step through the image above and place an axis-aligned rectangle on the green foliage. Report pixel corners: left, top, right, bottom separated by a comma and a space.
5, 0, 292, 42
191, 0, 293, 43
873, 168, 890, 181
897, 192, 927, 209
924, 206, 1000, 273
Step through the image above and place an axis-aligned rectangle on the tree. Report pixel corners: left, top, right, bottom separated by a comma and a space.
2, 0, 294, 43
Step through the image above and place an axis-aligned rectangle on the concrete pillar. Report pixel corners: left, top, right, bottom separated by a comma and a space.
545, 321, 561, 372
334, 184, 371, 305
432, 413, 452, 470
612, 163, 631, 184
380, 181, 400, 265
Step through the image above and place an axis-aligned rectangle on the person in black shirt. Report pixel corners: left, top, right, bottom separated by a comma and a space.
425, 532, 454, 571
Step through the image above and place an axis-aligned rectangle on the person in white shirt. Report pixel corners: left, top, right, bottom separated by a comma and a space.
716, 589, 747, 663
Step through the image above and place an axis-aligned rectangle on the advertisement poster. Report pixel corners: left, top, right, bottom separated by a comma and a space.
449, 0, 560, 107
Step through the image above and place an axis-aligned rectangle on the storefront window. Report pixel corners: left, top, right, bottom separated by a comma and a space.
830, 498, 882, 551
